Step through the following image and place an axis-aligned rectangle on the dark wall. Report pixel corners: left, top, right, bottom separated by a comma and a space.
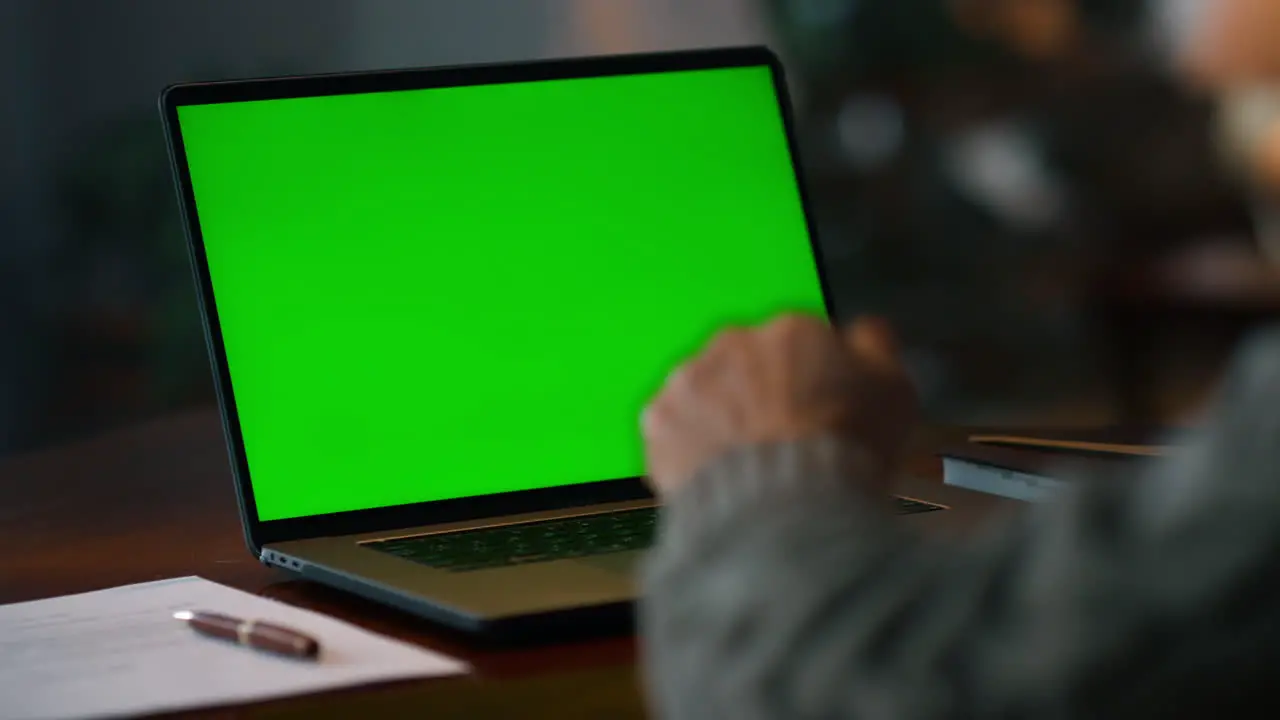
0, 0, 764, 456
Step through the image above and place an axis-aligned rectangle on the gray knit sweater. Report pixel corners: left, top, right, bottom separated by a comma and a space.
640, 327, 1280, 719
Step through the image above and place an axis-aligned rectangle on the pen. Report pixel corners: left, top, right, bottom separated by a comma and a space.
174, 610, 321, 660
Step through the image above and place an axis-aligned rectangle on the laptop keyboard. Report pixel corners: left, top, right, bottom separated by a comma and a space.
366, 497, 945, 573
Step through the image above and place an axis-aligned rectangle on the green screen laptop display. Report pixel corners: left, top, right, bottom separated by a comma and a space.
175, 65, 826, 522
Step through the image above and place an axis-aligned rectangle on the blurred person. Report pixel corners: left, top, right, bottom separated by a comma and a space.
637, 2, 1280, 718
1182, 0, 1280, 261
1179, 0, 1280, 87
640, 313, 1280, 719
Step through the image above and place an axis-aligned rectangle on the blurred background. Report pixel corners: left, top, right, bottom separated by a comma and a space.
3, 0, 1280, 459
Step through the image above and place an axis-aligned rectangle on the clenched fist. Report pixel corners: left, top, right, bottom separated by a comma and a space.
641, 315, 918, 498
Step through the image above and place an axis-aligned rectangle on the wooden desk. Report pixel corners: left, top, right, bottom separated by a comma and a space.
1094, 242, 1280, 424
0, 407, 1005, 718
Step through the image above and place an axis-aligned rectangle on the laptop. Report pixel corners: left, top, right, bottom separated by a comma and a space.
161, 47, 951, 636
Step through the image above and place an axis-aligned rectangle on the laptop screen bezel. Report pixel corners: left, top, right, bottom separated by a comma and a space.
160, 46, 835, 554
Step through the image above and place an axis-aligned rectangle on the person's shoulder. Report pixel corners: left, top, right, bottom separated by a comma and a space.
1219, 325, 1280, 409
1239, 324, 1280, 353
1233, 325, 1280, 375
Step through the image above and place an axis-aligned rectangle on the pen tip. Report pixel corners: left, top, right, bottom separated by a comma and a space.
173, 610, 194, 621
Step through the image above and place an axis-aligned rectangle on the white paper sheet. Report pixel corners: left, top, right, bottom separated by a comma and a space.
0, 576, 468, 720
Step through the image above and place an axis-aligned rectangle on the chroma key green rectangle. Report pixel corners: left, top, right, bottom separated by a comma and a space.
175, 64, 826, 521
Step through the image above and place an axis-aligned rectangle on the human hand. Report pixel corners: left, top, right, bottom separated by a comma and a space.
641, 314, 918, 498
